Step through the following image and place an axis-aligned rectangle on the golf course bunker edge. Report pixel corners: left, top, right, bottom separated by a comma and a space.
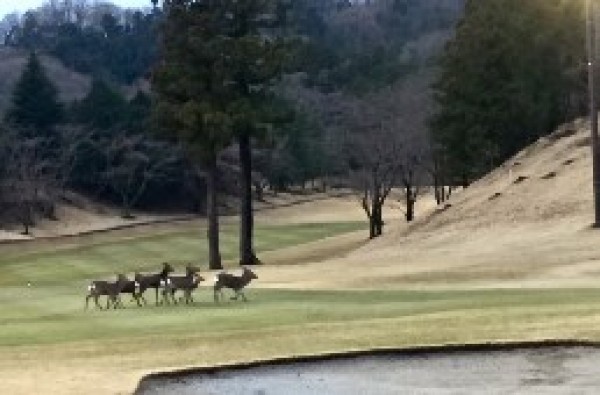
135, 341, 600, 395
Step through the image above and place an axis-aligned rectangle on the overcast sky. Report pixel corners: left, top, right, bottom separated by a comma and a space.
1, 1, 152, 19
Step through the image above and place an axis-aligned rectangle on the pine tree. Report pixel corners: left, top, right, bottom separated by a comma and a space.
153, 0, 235, 270
5, 52, 63, 137
73, 78, 128, 131
431, 0, 585, 185
154, 0, 295, 268
218, 0, 296, 266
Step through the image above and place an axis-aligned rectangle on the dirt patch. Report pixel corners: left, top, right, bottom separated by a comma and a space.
489, 192, 502, 201
513, 175, 529, 185
541, 172, 557, 180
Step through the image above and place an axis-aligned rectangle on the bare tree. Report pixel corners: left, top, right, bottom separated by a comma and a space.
347, 73, 433, 232
97, 133, 178, 219
351, 127, 400, 238
2, 134, 56, 235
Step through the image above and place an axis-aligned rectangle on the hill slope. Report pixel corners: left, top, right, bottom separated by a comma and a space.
0, 47, 91, 114
258, 117, 600, 290
415, 117, 592, 230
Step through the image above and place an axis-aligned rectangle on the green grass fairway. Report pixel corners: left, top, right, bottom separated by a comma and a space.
0, 221, 365, 286
3, 288, 600, 348
3, 220, 600, 394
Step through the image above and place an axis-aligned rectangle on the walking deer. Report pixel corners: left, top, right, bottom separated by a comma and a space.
160, 265, 204, 305
85, 274, 130, 310
132, 263, 174, 305
214, 267, 258, 302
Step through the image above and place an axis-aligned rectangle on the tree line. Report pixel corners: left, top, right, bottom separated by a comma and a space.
432, 0, 587, 187
0, 0, 467, 263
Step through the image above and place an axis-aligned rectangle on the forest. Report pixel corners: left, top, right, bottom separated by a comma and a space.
0, 0, 586, 261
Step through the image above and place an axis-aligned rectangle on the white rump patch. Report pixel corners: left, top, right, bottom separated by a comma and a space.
160, 280, 166, 287
87, 285, 94, 292
134, 282, 140, 288
167, 278, 172, 285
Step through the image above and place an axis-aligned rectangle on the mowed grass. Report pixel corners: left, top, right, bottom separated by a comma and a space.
0, 221, 365, 286
4, 219, 600, 394
3, 287, 600, 348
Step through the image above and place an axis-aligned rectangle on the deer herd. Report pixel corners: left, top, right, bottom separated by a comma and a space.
84, 262, 258, 310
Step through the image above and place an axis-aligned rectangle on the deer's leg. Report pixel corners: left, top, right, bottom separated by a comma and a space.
162, 287, 171, 305
85, 295, 90, 310
135, 294, 142, 307
240, 291, 248, 302
213, 284, 221, 303
155, 287, 159, 305
170, 289, 178, 305
114, 295, 121, 309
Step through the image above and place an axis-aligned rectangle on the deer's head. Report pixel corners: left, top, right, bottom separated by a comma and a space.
186, 264, 201, 276
162, 262, 175, 275
243, 267, 258, 280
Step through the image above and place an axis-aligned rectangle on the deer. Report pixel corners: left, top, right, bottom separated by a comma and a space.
214, 267, 258, 303
119, 277, 146, 307
132, 263, 174, 305
160, 265, 204, 305
85, 274, 130, 310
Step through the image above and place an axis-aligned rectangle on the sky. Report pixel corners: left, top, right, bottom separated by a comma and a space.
0, 1, 151, 19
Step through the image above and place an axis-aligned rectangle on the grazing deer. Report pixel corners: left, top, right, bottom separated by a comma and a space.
133, 263, 174, 305
214, 267, 258, 303
85, 274, 130, 310
160, 265, 204, 305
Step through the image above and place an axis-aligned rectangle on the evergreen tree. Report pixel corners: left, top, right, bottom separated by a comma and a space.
72, 78, 128, 131
153, 0, 234, 270
5, 52, 63, 137
218, 0, 296, 266
431, 0, 585, 185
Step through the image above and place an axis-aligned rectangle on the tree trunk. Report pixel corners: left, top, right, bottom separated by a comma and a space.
433, 174, 441, 205
406, 187, 415, 222
369, 215, 377, 239
461, 173, 469, 189
121, 198, 134, 220
254, 181, 265, 202
239, 133, 259, 266
206, 156, 222, 270
370, 183, 383, 238
374, 203, 383, 237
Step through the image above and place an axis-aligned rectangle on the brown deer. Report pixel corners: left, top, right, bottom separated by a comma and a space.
214, 267, 258, 302
85, 274, 130, 310
132, 263, 174, 305
160, 265, 204, 305
119, 277, 146, 307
